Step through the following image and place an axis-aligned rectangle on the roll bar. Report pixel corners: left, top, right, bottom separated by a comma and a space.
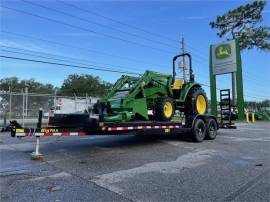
172, 53, 194, 83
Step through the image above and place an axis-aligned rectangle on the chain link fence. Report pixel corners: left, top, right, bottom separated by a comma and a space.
0, 91, 98, 127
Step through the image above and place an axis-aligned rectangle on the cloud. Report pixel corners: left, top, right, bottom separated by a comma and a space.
0, 39, 49, 53
55, 32, 96, 37
0, 39, 65, 56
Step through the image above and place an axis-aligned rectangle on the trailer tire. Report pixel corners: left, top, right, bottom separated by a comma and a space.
205, 119, 217, 140
191, 118, 206, 142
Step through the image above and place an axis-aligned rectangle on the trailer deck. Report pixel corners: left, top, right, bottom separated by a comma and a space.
10, 110, 218, 160
12, 121, 188, 137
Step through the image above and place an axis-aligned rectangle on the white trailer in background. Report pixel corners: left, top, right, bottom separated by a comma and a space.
53, 97, 98, 114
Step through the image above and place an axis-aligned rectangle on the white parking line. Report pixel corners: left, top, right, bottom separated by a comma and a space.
223, 136, 270, 142
25, 172, 72, 182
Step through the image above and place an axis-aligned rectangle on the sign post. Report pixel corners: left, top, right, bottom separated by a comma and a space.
209, 40, 245, 120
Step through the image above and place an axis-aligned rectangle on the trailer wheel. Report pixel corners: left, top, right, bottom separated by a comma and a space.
192, 118, 206, 142
205, 119, 217, 140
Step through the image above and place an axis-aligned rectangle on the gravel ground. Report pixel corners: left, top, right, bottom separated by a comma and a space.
0, 122, 269, 202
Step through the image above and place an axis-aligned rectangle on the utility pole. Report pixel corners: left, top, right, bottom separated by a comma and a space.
25, 85, 28, 117
232, 72, 236, 107
22, 88, 25, 127
181, 35, 186, 81
54, 89, 57, 111
9, 85, 12, 120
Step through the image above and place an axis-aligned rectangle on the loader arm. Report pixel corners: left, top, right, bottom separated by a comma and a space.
103, 75, 139, 100
125, 71, 173, 100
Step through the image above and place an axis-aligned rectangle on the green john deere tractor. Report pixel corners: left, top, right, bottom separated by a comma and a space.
93, 53, 208, 122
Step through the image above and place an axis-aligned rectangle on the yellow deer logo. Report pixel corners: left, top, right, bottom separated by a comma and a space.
215, 44, 231, 59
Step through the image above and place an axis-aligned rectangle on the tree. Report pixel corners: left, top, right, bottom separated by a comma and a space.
245, 99, 270, 111
0, 77, 56, 118
210, 1, 270, 51
58, 74, 112, 97
0, 77, 55, 93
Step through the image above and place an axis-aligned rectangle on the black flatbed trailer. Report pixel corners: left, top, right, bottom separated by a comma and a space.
10, 110, 218, 160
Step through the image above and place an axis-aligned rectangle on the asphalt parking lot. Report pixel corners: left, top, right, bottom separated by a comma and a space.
0, 122, 269, 202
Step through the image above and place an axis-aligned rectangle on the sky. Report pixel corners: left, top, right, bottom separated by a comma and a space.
0, 0, 269, 101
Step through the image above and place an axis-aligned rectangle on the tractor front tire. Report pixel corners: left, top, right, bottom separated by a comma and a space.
184, 87, 208, 117
154, 97, 175, 121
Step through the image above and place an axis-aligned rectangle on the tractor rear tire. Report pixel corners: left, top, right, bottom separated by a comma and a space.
184, 87, 208, 117
154, 97, 175, 122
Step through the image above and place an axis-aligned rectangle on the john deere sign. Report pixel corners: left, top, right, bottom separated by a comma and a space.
209, 39, 245, 120
215, 44, 231, 59
211, 40, 237, 75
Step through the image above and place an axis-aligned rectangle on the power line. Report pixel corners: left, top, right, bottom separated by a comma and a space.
58, 0, 217, 68
1, 47, 213, 87
55, 0, 269, 85
0, 55, 140, 75
4, 1, 228, 69
185, 43, 209, 57
0, 49, 134, 72
1, 5, 175, 55
2, 55, 267, 100
0, 7, 210, 72
57, 0, 215, 66
185, 42, 270, 83
2, 30, 167, 67
183, 46, 270, 88
1, 31, 264, 98
0, 45, 154, 72
200, 83, 268, 100
1, 5, 267, 100
22, 0, 179, 50
57, 0, 180, 43
0, 54, 215, 95
21, 0, 213, 67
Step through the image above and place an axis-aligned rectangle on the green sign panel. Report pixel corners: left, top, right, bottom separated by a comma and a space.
211, 40, 237, 75
209, 40, 245, 120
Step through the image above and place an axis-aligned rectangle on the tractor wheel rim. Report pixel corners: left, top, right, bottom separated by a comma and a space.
196, 95, 206, 114
164, 101, 173, 117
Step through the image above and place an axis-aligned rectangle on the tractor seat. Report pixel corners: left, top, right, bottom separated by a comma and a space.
172, 79, 185, 90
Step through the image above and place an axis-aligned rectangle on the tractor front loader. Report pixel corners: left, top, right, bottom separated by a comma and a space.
93, 53, 208, 122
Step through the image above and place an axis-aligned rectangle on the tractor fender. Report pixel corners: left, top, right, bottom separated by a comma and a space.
179, 83, 201, 102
